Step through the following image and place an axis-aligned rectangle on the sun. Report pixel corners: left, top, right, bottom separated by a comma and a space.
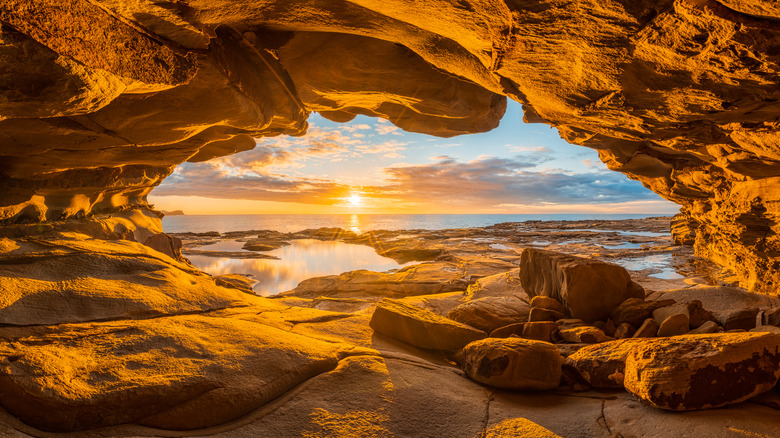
348, 193, 362, 206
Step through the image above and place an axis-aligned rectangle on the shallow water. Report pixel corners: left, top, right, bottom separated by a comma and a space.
186, 239, 409, 296
614, 254, 685, 280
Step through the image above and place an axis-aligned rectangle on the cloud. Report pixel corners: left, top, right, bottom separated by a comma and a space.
507, 145, 552, 153
369, 157, 661, 207
582, 158, 607, 169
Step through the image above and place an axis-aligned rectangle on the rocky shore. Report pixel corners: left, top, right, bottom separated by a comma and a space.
1, 214, 779, 437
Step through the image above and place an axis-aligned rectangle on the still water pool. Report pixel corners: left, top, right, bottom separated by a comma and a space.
186, 239, 408, 296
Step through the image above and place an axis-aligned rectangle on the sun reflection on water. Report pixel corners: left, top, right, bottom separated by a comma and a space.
348, 214, 362, 235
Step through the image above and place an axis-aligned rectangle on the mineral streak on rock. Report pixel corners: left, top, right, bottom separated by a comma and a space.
3, 1, 780, 289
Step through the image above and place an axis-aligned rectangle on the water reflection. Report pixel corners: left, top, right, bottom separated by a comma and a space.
348, 214, 362, 235
187, 239, 407, 296
614, 254, 685, 280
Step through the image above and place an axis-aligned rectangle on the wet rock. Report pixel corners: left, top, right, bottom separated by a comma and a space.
370, 299, 486, 350
687, 321, 719, 335
461, 338, 563, 390
558, 326, 612, 344
447, 296, 531, 333
611, 298, 676, 327
633, 319, 659, 338
614, 323, 636, 339
624, 333, 780, 410
528, 307, 565, 322
657, 314, 690, 337
520, 248, 644, 322
530, 296, 566, 314
490, 323, 525, 338
521, 321, 558, 343
566, 339, 646, 388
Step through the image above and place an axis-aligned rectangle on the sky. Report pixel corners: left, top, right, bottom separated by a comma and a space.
149, 100, 679, 215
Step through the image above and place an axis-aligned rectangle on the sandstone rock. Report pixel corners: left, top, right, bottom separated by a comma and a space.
558, 326, 611, 344
214, 274, 256, 294
0, 310, 352, 431
687, 321, 719, 335
528, 307, 565, 322
720, 307, 760, 331
751, 325, 780, 335
603, 319, 617, 337
624, 333, 780, 410
633, 319, 659, 338
521, 322, 558, 343
490, 323, 525, 339
614, 323, 635, 339
484, 418, 562, 438
766, 308, 780, 327
611, 298, 676, 327
466, 269, 527, 300
566, 339, 646, 388
519, 248, 644, 322
292, 262, 472, 299
0, 234, 258, 326
461, 338, 563, 390
142, 232, 183, 260
657, 314, 690, 337
369, 299, 485, 351
530, 296, 566, 314
447, 297, 531, 333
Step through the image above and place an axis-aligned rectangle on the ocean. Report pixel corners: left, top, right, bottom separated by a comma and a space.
161, 213, 671, 234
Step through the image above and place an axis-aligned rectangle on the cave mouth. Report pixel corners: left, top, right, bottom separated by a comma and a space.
3, 0, 780, 434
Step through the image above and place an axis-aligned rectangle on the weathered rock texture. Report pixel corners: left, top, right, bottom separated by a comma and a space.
3, 1, 780, 288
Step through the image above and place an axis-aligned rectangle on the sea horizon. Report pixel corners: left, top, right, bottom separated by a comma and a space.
162, 213, 675, 234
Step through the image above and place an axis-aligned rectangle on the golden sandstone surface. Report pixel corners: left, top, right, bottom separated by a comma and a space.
3, 1, 780, 436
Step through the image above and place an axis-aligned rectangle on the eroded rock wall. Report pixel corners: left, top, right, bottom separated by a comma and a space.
2, 1, 780, 290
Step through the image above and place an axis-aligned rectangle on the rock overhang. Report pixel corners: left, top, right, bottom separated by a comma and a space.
1, 0, 780, 290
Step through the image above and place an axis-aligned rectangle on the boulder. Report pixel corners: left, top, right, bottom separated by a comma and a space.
447, 296, 531, 333
566, 339, 646, 388
720, 307, 760, 331
611, 298, 676, 327
657, 314, 690, 337
614, 323, 635, 339
466, 269, 527, 300
651, 287, 778, 331
530, 296, 566, 314
461, 338, 563, 390
528, 307, 565, 322
558, 326, 611, 344
519, 248, 644, 322
484, 418, 562, 438
652, 300, 713, 330
624, 333, 780, 410
766, 308, 780, 326
687, 321, 719, 335
370, 299, 486, 350
490, 323, 525, 338
521, 321, 558, 343
633, 319, 659, 338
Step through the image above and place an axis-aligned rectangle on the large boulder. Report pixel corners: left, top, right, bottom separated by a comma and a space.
624, 333, 780, 410
447, 296, 531, 333
566, 338, 645, 388
369, 299, 486, 350
519, 248, 644, 322
461, 338, 563, 390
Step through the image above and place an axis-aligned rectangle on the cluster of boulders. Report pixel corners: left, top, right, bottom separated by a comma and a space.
369, 248, 780, 411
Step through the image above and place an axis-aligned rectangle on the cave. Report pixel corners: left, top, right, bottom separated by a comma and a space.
2, 1, 780, 436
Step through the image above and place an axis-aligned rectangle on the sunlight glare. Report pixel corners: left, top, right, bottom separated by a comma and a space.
349, 193, 362, 206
